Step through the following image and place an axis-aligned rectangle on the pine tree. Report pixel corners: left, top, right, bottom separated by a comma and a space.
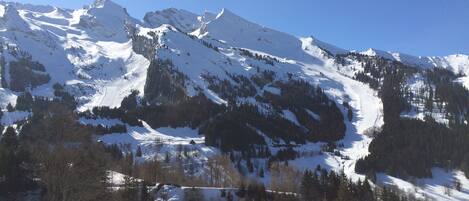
347, 107, 353, 121
360, 179, 375, 201
336, 180, 352, 201
6, 103, 14, 112
300, 170, 314, 201
1, 127, 18, 148
236, 181, 246, 198
164, 151, 171, 163
16, 92, 33, 111
0, 127, 29, 193
121, 90, 139, 111
136, 146, 142, 157
247, 158, 254, 173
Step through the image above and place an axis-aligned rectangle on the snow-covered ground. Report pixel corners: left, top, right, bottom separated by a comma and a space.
154, 185, 237, 201
1, 110, 30, 125
378, 168, 469, 200
0, 88, 17, 108
96, 120, 218, 162
300, 39, 469, 200
362, 49, 469, 89
301, 39, 384, 181
79, 117, 124, 126
153, 184, 297, 201
0, 0, 150, 111
107, 170, 143, 187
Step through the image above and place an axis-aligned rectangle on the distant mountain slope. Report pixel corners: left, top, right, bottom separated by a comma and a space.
361, 48, 469, 88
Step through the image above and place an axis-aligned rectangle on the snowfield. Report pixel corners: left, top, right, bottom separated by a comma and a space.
300, 38, 384, 182
97, 120, 218, 162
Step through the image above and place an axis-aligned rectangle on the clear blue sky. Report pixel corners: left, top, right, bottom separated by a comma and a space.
12, 0, 469, 56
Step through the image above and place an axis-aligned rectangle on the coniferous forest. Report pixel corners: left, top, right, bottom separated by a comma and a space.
347, 54, 469, 180
0, 83, 417, 201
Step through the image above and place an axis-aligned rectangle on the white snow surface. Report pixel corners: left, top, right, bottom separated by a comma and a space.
361, 49, 469, 88
281, 110, 301, 126
79, 117, 124, 126
107, 170, 142, 186
144, 8, 215, 33
1, 110, 30, 125
193, 8, 311, 61
377, 168, 469, 200
302, 36, 348, 56
97, 120, 218, 162
0, 88, 17, 107
154, 185, 242, 201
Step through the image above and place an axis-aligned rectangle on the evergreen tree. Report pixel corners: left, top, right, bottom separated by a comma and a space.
336, 180, 352, 201
1, 127, 18, 148
258, 167, 264, 178
0, 127, 30, 193
6, 103, 14, 112
300, 170, 315, 201
16, 92, 33, 111
121, 90, 139, 111
236, 181, 246, 198
136, 146, 142, 157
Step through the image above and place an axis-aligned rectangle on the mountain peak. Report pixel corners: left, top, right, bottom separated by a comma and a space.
194, 8, 309, 60
89, 0, 129, 18
93, 0, 129, 14
216, 8, 231, 18
303, 36, 348, 56
92, 0, 119, 9
2, 4, 19, 17
215, 8, 244, 22
0, 4, 30, 31
75, 0, 136, 41
362, 48, 390, 57
201, 10, 216, 22
144, 8, 201, 32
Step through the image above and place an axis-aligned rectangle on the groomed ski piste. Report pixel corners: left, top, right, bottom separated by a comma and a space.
1, 1, 469, 200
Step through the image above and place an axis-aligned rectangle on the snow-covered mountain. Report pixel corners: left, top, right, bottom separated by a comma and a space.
361, 48, 469, 88
144, 8, 216, 33
1, 0, 469, 200
0, 0, 467, 108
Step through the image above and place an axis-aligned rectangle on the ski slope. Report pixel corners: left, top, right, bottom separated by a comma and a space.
300, 41, 384, 183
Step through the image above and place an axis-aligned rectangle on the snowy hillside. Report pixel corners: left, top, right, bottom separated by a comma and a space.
361, 48, 469, 88
1, 0, 469, 200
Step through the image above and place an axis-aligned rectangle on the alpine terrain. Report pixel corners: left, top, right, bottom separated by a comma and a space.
0, 0, 469, 200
